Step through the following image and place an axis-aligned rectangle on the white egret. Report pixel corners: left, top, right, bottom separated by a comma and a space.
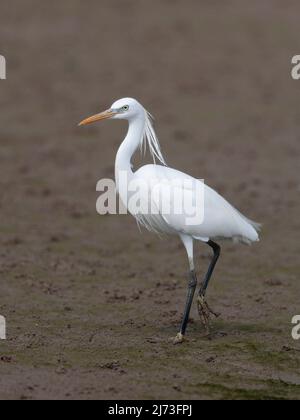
79, 98, 261, 344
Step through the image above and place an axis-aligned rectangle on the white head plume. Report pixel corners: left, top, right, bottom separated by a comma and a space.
109, 97, 167, 166
141, 110, 167, 166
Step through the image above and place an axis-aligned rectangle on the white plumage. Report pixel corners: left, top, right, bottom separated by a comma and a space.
79, 97, 261, 344
133, 164, 260, 244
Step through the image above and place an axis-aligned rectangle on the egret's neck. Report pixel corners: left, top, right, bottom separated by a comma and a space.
115, 115, 145, 186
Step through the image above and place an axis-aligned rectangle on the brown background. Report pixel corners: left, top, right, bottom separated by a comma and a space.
0, 0, 299, 400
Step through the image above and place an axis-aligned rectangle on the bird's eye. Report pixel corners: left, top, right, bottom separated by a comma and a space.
122, 105, 129, 111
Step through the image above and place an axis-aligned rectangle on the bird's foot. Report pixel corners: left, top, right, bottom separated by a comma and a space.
197, 295, 220, 332
173, 332, 185, 345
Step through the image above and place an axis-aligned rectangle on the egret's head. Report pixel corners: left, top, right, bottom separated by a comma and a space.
79, 97, 144, 126
79, 97, 167, 165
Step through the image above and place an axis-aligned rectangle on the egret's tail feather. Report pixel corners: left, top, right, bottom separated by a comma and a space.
249, 219, 262, 233
238, 212, 262, 233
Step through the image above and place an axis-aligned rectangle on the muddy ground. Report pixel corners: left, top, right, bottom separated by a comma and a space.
0, 0, 299, 400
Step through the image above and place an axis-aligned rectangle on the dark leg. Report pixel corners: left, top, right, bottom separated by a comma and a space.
174, 270, 197, 344
197, 241, 221, 331
199, 241, 221, 296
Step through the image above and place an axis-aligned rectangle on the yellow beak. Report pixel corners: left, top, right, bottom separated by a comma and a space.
78, 109, 116, 126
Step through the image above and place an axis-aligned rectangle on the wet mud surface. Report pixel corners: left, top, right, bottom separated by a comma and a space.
0, 0, 299, 400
